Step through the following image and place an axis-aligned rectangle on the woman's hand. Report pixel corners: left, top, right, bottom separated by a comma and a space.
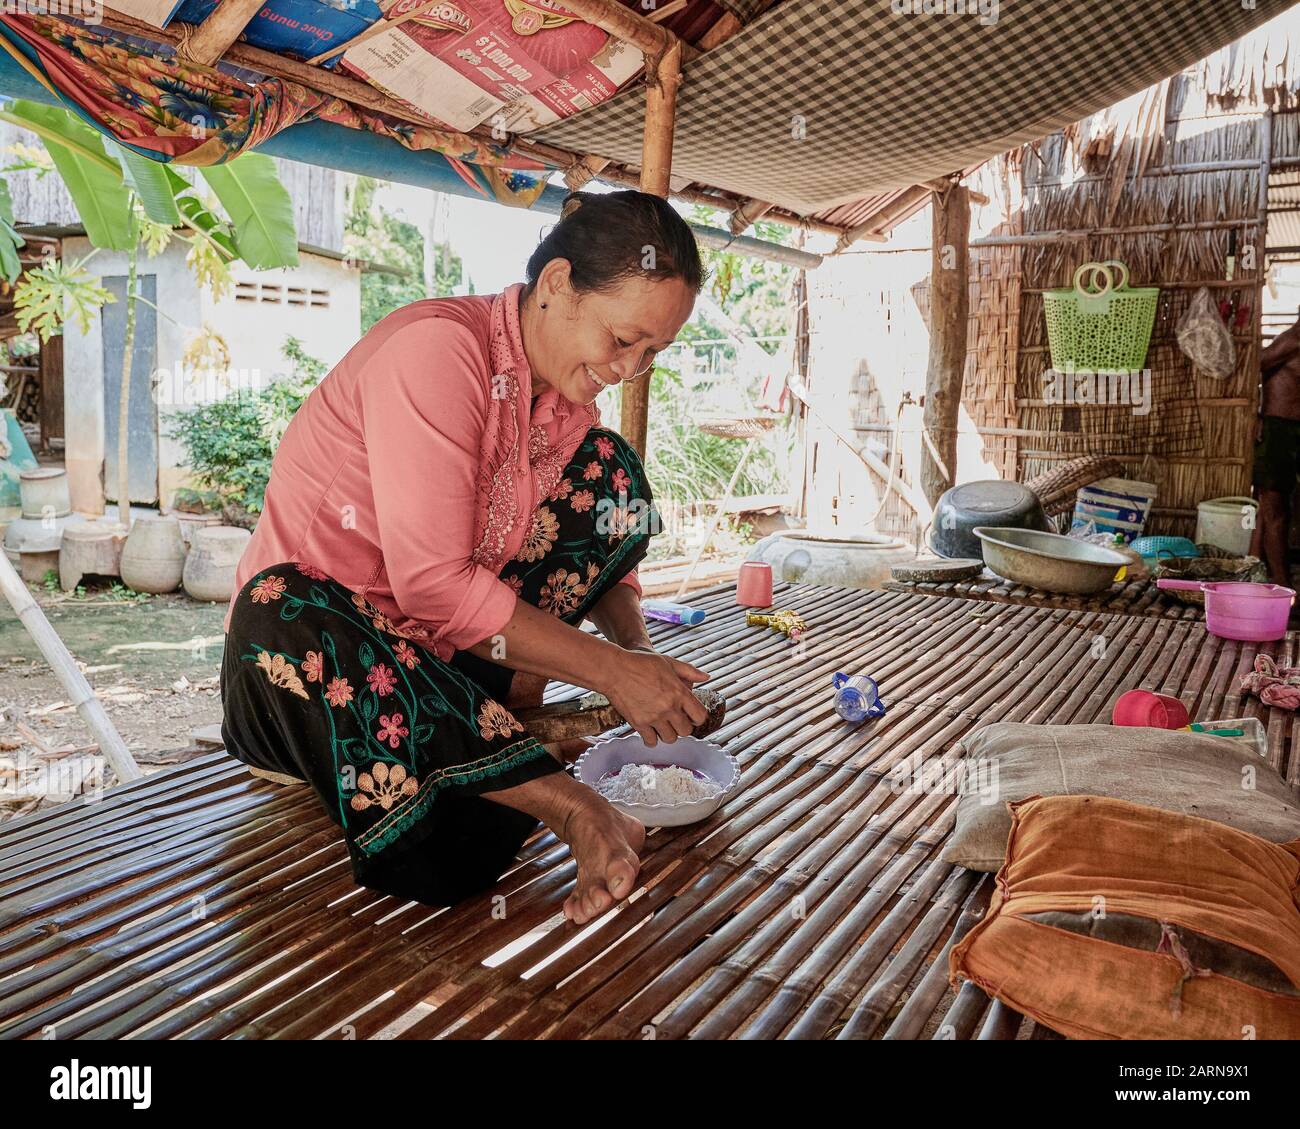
600, 647, 711, 747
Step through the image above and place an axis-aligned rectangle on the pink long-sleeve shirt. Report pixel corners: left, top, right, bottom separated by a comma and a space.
226, 283, 640, 660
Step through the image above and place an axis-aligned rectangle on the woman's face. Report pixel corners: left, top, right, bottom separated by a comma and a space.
525, 261, 696, 405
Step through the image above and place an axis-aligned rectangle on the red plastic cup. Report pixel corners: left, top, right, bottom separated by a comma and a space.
736, 561, 774, 607
1112, 689, 1190, 730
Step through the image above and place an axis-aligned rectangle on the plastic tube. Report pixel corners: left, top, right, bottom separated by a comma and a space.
641, 599, 706, 626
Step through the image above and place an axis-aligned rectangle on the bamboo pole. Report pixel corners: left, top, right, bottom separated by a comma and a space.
176, 0, 264, 66
728, 198, 774, 235
834, 184, 935, 251
540, 0, 678, 60
921, 183, 970, 506
0, 552, 140, 783
621, 35, 682, 457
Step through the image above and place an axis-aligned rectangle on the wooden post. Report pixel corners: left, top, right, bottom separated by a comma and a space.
37, 330, 63, 453
176, 0, 264, 65
921, 183, 971, 507
621, 35, 682, 458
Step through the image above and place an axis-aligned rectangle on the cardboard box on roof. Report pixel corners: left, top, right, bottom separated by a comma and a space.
174, 0, 383, 68
341, 0, 641, 133
500, 37, 643, 133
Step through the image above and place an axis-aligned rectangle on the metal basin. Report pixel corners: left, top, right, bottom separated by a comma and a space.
973, 526, 1127, 595
930, 480, 1048, 560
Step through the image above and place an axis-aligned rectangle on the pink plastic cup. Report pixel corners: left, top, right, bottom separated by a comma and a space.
1112, 689, 1190, 730
737, 561, 774, 607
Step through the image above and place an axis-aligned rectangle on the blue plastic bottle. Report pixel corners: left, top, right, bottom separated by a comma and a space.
832, 672, 887, 723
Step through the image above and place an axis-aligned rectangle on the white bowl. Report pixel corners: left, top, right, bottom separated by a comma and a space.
574, 733, 739, 828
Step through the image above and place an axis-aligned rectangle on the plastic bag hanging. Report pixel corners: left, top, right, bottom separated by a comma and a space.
1176, 286, 1236, 380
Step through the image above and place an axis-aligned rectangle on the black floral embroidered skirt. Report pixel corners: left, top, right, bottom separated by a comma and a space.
220, 426, 655, 906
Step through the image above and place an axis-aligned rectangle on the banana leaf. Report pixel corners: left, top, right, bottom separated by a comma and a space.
104, 138, 182, 227
0, 180, 25, 284
1, 100, 133, 250
200, 154, 297, 269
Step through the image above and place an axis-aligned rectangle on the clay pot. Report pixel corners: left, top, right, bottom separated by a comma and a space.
119, 515, 186, 594
60, 523, 126, 590
747, 530, 916, 590
4, 511, 88, 582
183, 525, 251, 602
19, 467, 71, 519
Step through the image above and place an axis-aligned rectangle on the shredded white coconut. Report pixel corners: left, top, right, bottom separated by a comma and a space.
597, 763, 722, 806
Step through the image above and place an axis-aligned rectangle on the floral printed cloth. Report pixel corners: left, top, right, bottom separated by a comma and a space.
220, 426, 656, 906
0, 13, 548, 205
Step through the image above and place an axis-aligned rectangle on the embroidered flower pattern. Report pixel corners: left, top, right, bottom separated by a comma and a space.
296, 561, 329, 580
367, 663, 397, 696
351, 592, 399, 635
376, 713, 409, 749
350, 761, 418, 813
595, 436, 615, 460
250, 575, 287, 604
478, 699, 524, 740
570, 489, 595, 513
582, 461, 603, 481
548, 476, 573, 502
324, 676, 354, 708
504, 574, 525, 596
303, 650, 324, 683
255, 651, 309, 699
586, 560, 600, 583
515, 506, 559, 562
540, 569, 589, 616
393, 641, 420, 670
611, 468, 631, 493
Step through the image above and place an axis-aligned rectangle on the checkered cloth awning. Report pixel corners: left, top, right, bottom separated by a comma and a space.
536, 0, 1296, 217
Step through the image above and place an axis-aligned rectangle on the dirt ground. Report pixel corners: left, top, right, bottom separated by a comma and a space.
0, 589, 228, 820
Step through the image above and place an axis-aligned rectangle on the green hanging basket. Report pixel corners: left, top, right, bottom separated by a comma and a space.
1042, 260, 1159, 371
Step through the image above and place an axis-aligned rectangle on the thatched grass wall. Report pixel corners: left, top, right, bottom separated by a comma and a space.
995, 99, 1274, 538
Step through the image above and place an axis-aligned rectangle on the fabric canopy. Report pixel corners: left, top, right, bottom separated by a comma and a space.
535, 0, 1297, 216
0, 13, 551, 207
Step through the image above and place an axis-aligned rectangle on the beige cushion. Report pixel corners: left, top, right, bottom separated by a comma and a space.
943, 722, 1300, 872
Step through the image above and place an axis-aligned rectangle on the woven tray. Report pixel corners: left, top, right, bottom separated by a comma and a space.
1155, 552, 1269, 605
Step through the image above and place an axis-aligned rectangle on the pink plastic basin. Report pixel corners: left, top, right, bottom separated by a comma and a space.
1156, 579, 1295, 642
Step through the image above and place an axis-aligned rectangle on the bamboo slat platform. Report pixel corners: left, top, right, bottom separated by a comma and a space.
1, 582, 1296, 1040
884, 571, 1206, 620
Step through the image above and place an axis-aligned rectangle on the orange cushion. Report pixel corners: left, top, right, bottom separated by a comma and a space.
949, 794, 1300, 1039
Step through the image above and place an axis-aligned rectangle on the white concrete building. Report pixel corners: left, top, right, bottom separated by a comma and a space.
59, 237, 360, 513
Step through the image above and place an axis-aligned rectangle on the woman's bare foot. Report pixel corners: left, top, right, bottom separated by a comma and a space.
560, 797, 645, 924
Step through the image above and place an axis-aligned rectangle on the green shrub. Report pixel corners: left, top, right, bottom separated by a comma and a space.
168, 339, 321, 523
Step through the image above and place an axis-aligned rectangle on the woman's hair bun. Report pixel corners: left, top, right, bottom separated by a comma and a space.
526, 189, 705, 296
